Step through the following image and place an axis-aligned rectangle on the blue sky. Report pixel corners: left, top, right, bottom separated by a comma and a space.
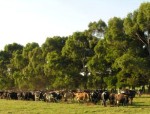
0, 0, 149, 50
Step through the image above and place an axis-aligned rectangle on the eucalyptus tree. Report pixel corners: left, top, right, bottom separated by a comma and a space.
20, 42, 40, 90
62, 32, 94, 89
88, 19, 107, 39
41, 36, 67, 89
44, 51, 75, 89
0, 51, 10, 89
23, 43, 48, 90
4, 43, 23, 54
103, 17, 129, 89
106, 17, 147, 89
42, 36, 67, 89
124, 2, 150, 57
87, 39, 109, 89
123, 2, 150, 90
3, 43, 24, 89
9, 50, 27, 89
22, 42, 39, 58
86, 19, 111, 89
41, 36, 67, 57
26, 47, 46, 90
113, 50, 150, 89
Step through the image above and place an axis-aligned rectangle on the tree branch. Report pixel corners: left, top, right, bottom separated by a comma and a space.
135, 32, 147, 45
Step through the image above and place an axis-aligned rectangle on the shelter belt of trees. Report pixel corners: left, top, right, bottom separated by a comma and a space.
0, 3, 150, 92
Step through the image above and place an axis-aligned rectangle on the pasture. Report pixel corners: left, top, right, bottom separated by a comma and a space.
0, 94, 149, 114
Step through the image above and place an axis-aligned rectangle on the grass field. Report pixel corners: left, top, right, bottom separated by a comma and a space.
0, 94, 149, 114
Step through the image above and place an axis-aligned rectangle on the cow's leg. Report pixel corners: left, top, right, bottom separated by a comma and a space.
102, 100, 107, 107
117, 100, 120, 107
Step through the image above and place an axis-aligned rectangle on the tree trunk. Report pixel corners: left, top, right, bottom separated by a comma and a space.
147, 84, 150, 93
148, 44, 150, 57
83, 76, 88, 89
132, 86, 135, 90
142, 85, 145, 93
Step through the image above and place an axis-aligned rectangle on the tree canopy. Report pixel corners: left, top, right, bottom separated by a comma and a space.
0, 2, 150, 91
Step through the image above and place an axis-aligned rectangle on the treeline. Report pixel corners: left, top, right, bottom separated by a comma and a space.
0, 3, 150, 92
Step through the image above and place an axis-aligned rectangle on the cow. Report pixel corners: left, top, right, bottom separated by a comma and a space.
22, 91, 35, 101
63, 91, 75, 102
74, 92, 89, 103
122, 89, 136, 105
109, 93, 116, 106
115, 93, 129, 107
43, 92, 52, 102
34, 91, 41, 101
51, 91, 63, 102
90, 90, 102, 104
7, 91, 18, 100
43, 91, 63, 102
101, 91, 109, 107
0, 91, 4, 99
1, 91, 8, 99
137, 89, 142, 97
17, 91, 24, 100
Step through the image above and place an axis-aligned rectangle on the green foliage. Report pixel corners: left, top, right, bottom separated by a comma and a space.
137, 2, 150, 31
4, 43, 23, 54
124, 2, 150, 57
0, 2, 150, 90
88, 19, 107, 38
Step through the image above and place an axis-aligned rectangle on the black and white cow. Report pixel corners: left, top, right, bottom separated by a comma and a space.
90, 90, 102, 104
101, 91, 109, 107
43, 91, 63, 102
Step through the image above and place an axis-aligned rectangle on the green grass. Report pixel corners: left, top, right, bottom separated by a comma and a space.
0, 95, 150, 114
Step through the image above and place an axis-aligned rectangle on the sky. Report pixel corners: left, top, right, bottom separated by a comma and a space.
0, 0, 149, 50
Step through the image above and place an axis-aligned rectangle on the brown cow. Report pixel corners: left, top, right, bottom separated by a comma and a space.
109, 93, 116, 106
74, 92, 89, 103
115, 93, 129, 107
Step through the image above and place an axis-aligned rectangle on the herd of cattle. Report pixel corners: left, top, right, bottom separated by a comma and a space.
0, 89, 137, 107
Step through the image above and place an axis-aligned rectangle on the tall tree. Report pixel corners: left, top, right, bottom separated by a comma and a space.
62, 32, 94, 89
123, 2, 150, 90
103, 17, 128, 89
3, 43, 23, 89
20, 42, 40, 90
0, 51, 10, 89
41, 36, 67, 57
87, 39, 109, 89
42, 36, 68, 89
9, 50, 27, 89
124, 2, 150, 57
22, 42, 39, 58
88, 19, 107, 39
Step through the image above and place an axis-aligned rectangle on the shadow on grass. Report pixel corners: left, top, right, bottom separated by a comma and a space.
136, 96, 150, 98
130, 102, 150, 108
